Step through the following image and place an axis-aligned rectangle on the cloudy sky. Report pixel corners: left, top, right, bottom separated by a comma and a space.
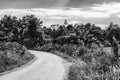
0, 0, 120, 28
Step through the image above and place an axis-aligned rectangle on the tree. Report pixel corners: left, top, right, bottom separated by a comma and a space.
106, 22, 120, 43
112, 36, 119, 58
21, 15, 43, 48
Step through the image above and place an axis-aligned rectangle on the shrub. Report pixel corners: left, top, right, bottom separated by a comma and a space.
68, 61, 117, 80
73, 45, 88, 58
60, 44, 77, 56
67, 44, 119, 80
40, 43, 55, 52
0, 42, 34, 73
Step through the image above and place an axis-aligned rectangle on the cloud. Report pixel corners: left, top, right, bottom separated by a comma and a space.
92, 2, 120, 17
21, 8, 108, 19
53, 0, 71, 8
0, 2, 120, 27
0, 2, 119, 19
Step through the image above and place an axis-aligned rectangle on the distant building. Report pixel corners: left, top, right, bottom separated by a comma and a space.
64, 19, 68, 26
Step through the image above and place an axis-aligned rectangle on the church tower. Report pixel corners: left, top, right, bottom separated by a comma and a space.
64, 19, 68, 26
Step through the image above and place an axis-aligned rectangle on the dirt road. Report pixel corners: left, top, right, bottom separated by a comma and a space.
0, 50, 66, 80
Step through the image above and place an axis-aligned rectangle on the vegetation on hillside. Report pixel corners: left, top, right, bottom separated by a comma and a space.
0, 15, 120, 79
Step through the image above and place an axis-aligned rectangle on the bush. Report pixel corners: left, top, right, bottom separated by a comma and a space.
59, 44, 77, 56
67, 45, 119, 80
0, 42, 34, 73
68, 61, 117, 80
73, 45, 88, 58
40, 43, 55, 52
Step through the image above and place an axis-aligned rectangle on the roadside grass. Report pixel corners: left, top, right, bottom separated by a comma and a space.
0, 42, 34, 73
66, 48, 120, 80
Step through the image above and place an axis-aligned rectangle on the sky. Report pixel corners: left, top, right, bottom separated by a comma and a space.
0, 0, 120, 28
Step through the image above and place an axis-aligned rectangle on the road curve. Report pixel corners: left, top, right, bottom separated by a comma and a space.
0, 50, 66, 80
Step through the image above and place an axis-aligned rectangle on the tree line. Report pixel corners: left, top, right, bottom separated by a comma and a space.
0, 15, 119, 49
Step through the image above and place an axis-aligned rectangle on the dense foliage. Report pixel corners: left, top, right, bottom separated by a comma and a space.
0, 15, 120, 48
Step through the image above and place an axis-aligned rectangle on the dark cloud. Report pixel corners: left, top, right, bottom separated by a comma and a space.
0, 0, 120, 9
66, 0, 120, 8
0, 0, 57, 9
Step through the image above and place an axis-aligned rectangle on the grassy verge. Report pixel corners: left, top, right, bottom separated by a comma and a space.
51, 51, 75, 62
66, 50, 120, 80
0, 42, 34, 73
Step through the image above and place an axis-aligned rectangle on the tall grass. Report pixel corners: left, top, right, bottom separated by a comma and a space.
67, 44, 120, 80
0, 42, 34, 73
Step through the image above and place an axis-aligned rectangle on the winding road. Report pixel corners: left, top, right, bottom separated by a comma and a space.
0, 50, 66, 80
